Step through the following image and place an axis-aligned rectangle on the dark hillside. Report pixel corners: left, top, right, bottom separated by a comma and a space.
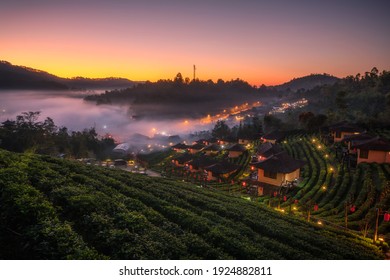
272, 74, 340, 92
0, 61, 135, 90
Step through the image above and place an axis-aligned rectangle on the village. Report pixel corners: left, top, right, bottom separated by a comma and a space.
104, 120, 390, 247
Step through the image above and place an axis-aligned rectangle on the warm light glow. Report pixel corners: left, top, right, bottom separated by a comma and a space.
317, 221, 323, 225
317, 145, 322, 149
322, 186, 327, 191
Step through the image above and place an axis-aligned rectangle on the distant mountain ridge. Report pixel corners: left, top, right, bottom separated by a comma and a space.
272, 73, 340, 92
0, 60, 137, 90
1, 60, 340, 91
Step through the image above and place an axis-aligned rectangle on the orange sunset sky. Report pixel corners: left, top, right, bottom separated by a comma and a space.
1, 0, 389, 85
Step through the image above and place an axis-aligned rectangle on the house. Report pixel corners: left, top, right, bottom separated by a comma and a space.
114, 159, 127, 167
261, 131, 285, 144
238, 138, 252, 145
171, 143, 189, 153
187, 156, 217, 173
251, 152, 305, 194
353, 138, 390, 164
328, 123, 365, 142
342, 133, 377, 154
194, 139, 208, 145
202, 143, 221, 156
238, 133, 261, 145
218, 136, 236, 147
204, 162, 239, 181
188, 143, 205, 154
256, 142, 282, 161
167, 135, 181, 143
226, 143, 247, 158
204, 138, 218, 145
171, 153, 193, 167
113, 143, 130, 156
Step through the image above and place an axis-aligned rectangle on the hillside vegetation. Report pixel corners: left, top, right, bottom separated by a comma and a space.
0, 149, 383, 259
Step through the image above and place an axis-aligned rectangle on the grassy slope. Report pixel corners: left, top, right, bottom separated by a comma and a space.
0, 149, 383, 259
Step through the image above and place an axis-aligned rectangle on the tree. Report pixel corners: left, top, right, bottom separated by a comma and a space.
298, 112, 315, 126
263, 114, 282, 132
174, 72, 183, 84
211, 120, 231, 139
307, 114, 327, 132
335, 91, 348, 117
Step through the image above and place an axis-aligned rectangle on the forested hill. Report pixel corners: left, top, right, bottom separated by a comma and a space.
84, 75, 258, 105
0, 60, 136, 90
297, 68, 390, 126
0, 149, 383, 259
0, 61, 68, 89
272, 74, 340, 92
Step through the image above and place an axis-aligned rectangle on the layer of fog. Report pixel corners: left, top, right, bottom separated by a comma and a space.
0, 90, 215, 144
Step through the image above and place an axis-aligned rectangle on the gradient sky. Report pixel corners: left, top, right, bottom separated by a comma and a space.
1, 0, 389, 85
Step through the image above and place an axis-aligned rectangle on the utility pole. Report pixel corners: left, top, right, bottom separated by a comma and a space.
374, 208, 380, 242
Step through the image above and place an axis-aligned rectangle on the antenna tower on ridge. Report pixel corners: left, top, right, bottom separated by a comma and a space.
193, 65, 196, 81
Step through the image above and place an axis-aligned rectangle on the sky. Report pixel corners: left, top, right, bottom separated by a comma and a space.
1, 0, 389, 85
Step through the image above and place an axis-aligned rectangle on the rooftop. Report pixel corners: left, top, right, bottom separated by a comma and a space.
262, 131, 286, 141
173, 153, 194, 164
189, 143, 205, 150
171, 143, 189, 149
354, 138, 390, 151
328, 122, 365, 133
227, 143, 247, 152
188, 156, 218, 169
205, 162, 239, 174
343, 133, 377, 142
257, 142, 282, 157
202, 143, 221, 152
252, 151, 306, 173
